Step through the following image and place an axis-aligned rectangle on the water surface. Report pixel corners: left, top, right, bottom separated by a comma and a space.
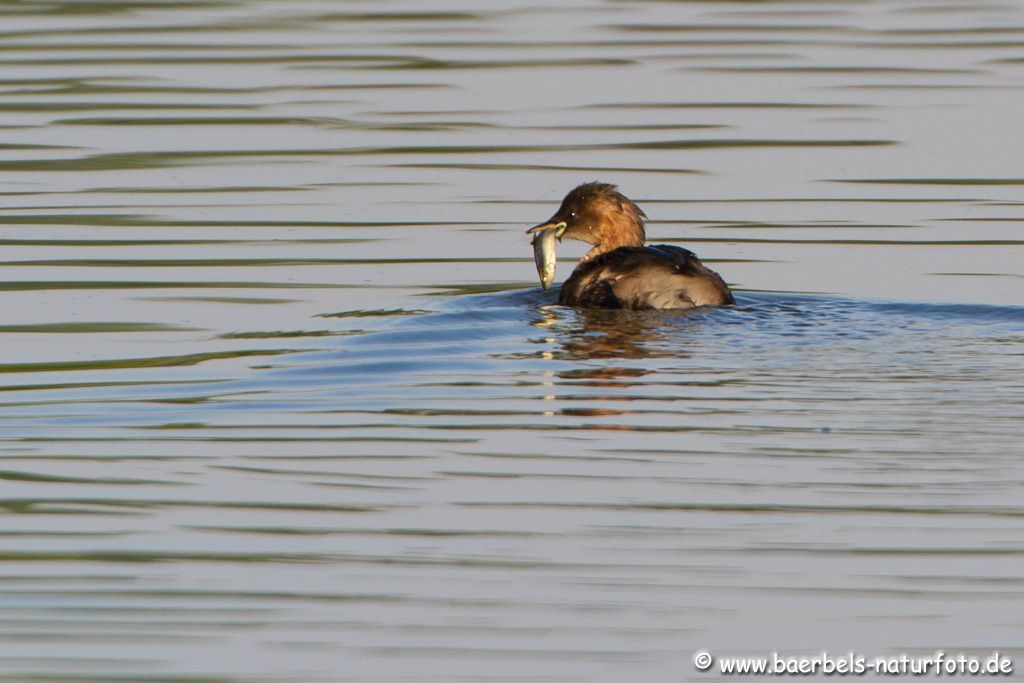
0, 1, 1023, 681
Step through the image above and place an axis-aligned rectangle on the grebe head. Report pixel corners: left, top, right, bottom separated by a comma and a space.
526, 182, 646, 254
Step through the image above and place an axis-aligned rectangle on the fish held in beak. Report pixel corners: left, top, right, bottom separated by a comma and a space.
531, 227, 557, 290
526, 220, 566, 290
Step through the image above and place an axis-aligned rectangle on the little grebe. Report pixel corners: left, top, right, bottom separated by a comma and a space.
526, 182, 734, 309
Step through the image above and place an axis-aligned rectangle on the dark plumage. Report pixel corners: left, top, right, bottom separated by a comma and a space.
526, 182, 734, 310
560, 244, 733, 309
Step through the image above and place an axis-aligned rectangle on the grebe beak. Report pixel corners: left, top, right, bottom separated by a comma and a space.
525, 220, 567, 239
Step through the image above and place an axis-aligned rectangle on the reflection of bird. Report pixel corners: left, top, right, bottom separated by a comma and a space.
527, 182, 734, 309
530, 305, 697, 361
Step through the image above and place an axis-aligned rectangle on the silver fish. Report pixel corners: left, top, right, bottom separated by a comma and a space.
531, 226, 558, 290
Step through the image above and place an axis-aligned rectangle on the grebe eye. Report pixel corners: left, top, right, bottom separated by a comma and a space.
569, 211, 576, 218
